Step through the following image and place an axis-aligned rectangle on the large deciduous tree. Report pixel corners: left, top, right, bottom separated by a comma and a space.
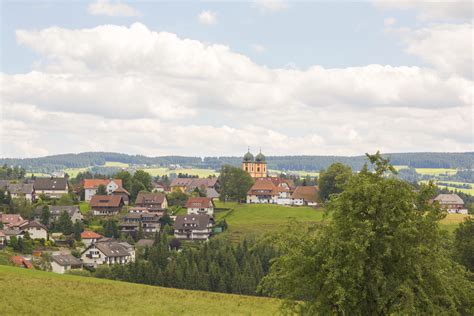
218, 165, 254, 202
453, 218, 474, 272
317, 162, 352, 201
261, 152, 474, 315
96, 184, 107, 195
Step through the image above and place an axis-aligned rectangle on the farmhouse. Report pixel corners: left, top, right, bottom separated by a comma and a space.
51, 254, 83, 274
81, 230, 103, 247
34, 177, 69, 198
135, 192, 168, 210
34, 205, 83, 224
81, 240, 135, 268
433, 194, 468, 214
90, 195, 124, 216
247, 178, 279, 204
291, 186, 319, 206
185, 197, 215, 216
83, 179, 129, 204
174, 214, 214, 241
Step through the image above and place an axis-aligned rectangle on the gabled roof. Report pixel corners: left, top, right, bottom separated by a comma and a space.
269, 177, 296, 190
0, 182, 34, 195
94, 240, 132, 257
10, 256, 33, 269
247, 178, 278, 195
83, 179, 123, 189
34, 178, 68, 190
170, 178, 218, 189
52, 254, 82, 266
0, 213, 24, 225
205, 188, 220, 199
174, 214, 213, 230
81, 230, 102, 239
136, 239, 154, 248
90, 195, 123, 208
434, 194, 464, 205
34, 205, 80, 217
185, 197, 214, 209
23, 221, 47, 231
135, 192, 166, 205
291, 186, 319, 202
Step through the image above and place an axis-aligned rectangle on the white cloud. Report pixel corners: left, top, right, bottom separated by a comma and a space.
2, 23, 472, 158
88, 0, 140, 17
198, 10, 218, 25
383, 17, 396, 26
253, 0, 288, 12
374, 0, 472, 22
252, 44, 266, 53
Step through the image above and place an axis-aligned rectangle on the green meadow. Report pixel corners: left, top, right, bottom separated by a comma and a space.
419, 180, 474, 195
0, 265, 280, 315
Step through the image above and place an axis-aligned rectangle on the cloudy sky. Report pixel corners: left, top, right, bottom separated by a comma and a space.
0, 0, 472, 158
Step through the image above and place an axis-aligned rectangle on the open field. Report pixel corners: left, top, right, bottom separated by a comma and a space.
0, 265, 280, 315
142, 167, 218, 178
215, 202, 326, 241
104, 161, 130, 168
440, 214, 472, 233
414, 168, 458, 176
64, 167, 91, 177
419, 180, 474, 195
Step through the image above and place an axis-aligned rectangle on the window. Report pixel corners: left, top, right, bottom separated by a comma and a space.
257, 167, 260, 172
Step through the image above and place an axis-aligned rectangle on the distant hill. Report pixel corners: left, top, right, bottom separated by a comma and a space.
0, 265, 279, 315
0, 151, 472, 173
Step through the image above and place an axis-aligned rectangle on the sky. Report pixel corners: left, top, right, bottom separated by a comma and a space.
0, 0, 472, 158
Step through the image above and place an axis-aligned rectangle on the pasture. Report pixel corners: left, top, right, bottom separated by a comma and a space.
0, 265, 280, 315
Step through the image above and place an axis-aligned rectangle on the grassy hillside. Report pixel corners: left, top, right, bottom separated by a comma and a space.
215, 202, 326, 241
0, 265, 280, 315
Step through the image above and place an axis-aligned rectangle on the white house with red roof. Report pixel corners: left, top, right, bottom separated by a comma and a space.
83, 179, 125, 201
185, 197, 215, 216
81, 230, 103, 247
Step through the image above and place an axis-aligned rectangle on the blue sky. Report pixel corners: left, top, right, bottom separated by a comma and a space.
0, 1, 472, 158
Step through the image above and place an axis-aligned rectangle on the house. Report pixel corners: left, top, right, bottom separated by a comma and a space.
174, 214, 214, 241
0, 181, 35, 201
51, 254, 83, 274
83, 179, 129, 204
34, 177, 69, 198
10, 256, 33, 269
81, 240, 135, 268
247, 178, 279, 204
185, 197, 215, 216
19, 221, 48, 240
135, 192, 168, 210
0, 213, 25, 228
34, 205, 83, 224
81, 231, 103, 247
152, 183, 166, 193
136, 239, 154, 248
2, 229, 24, 241
291, 186, 319, 206
119, 212, 161, 236
90, 195, 124, 216
0, 231, 5, 249
433, 194, 468, 214
170, 177, 220, 193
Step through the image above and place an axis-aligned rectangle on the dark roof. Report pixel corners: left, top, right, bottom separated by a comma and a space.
185, 197, 214, 209
24, 221, 48, 231
0, 182, 34, 195
174, 214, 213, 230
136, 239, 154, 248
434, 194, 464, 205
135, 192, 166, 205
90, 195, 123, 208
34, 205, 80, 217
95, 240, 132, 257
170, 178, 218, 189
52, 254, 82, 266
34, 178, 68, 190
291, 186, 319, 202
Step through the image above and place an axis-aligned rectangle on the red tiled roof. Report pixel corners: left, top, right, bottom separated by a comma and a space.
0, 214, 24, 225
291, 186, 319, 202
10, 256, 33, 269
185, 197, 214, 209
83, 179, 123, 189
247, 178, 278, 195
90, 195, 123, 208
81, 231, 102, 239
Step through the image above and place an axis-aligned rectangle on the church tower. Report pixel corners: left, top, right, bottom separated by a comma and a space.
242, 149, 267, 178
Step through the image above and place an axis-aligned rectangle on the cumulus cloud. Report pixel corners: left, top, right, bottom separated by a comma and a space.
2, 23, 472, 157
197, 10, 218, 25
253, 0, 288, 12
88, 0, 140, 17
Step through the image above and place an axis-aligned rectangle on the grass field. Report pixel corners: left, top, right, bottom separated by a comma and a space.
104, 161, 130, 168
415, 168, 458, 176
440, 214, 472, 233
215, 202, 326, 241
142, 168, 218, 178
0, 265, 280, 315
419, 180, 474, 195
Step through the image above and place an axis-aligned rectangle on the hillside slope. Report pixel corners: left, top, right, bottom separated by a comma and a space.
0, 265, 280, 315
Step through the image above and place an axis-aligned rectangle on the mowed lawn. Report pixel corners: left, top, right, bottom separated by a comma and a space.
215, 202, 326, 241
440, 214, 472, 233
0, 265, 280, 315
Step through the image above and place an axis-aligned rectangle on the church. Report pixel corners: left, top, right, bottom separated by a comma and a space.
242, 149, 267, 178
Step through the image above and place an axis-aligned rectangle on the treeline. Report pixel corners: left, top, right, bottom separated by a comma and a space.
2, 152, 472, 173
93, 234, 277, 296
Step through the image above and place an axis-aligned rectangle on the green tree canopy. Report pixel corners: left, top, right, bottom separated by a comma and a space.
261, 153, 474, 315
57, 210, 73, 235
317, 162, 352, 201
453, 218, 474, 272
96, 184, 107, 195
218, 165, 254, 202
40, 205, 50, 226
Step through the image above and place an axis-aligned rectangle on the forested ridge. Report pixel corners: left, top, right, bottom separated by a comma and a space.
1, 151, 473, 172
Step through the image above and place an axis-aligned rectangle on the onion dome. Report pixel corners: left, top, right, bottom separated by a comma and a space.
255, 152, 266, 162
243, 151, 254, 162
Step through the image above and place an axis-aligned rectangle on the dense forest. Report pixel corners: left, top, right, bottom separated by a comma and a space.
0, 151, 472, 172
